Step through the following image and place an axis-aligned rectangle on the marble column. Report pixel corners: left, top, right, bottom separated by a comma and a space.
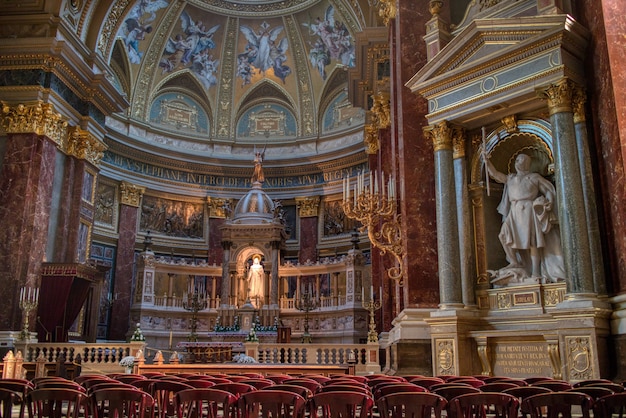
424, 121, 462, 308
572, 87, 606, 295
542, 78, 594, 296
453, 129, 475, 307
0, 103, 65, 332
109, 181, 144, 340
220, 240, 232, 307
296, 196, 320, 263
270, 240, 280, 307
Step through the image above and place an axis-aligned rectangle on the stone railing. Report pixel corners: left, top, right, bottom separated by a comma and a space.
4, 341, 147, 378
3, 340, 380, 377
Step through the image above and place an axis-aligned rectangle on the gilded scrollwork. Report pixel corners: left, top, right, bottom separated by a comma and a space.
452, 126, 466, 159
572, 86, 587, 124
1, 103, 67, 146
437, 339, 456, 375
424, 120, 453, 152
120, 181, 145, 208
208, 197, 232, 219
364, 124, 380, 154
501, 115, 519, 133
566, 336, 593, 381
541, 78, 577, 116
296, 196, 320, 218
66, 126, 107, 166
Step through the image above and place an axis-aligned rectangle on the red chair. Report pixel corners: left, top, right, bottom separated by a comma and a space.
531, 381, 573, 391
184, 380, 216, 389
267, 384, 313, 400
238, 379, 275, 390
377, 392, 447, 418
407, 377, 446, 390
523, 377, 553, 385
27, 388, 88, 418
572, 379, 613, 388
90, 387, 155, 418
521, 392, 594, 418
238, 390, 306, 418
175, 388, 237, 418
74, 375, 112, 385
0, 387, 21, 418
36, 381, 87, 392
150, 380, 194, 418
282, 379, 321, 394
309, 391, 374, 418
449, 392, 519, 418
593, 392, 626, 418
479, 382, 522, 393
211, 383, 257, 398
318, 385, 371, 396
432, 385, 481, 402
374, 383, 427, 401
87, 381, 139, 395
300, 375, 331, 385
588, 382, 625, 393
566, 386, 614, 400
265, 375, 292, 384
0, 379, 33, 418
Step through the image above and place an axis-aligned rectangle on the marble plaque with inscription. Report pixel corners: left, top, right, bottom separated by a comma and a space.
492, 342, 552, 377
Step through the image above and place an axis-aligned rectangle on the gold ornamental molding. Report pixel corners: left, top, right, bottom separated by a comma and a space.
370, 92, 391, 129
66, 126, 107, 166
501, 115, 519, 133
296, 196, 320, 217
370, 0, 396, 26
120, 181, 145, 208
1, 102, 67, 146
363, 124, 380, 155
424, 120, 453, 152
452, 126, 466, 159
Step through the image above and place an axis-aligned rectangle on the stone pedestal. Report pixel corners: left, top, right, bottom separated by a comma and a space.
386, 308, 434, 375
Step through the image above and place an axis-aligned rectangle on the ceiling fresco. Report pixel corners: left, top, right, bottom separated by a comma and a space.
113, 0, 363, 145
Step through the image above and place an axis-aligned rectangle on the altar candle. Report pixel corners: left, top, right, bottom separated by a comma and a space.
169, 330, 173, 348
19, 287, 23, 302
370, 285, 374, 300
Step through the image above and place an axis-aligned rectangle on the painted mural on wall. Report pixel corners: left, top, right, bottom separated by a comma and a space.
150, 93, 209, 133
160, 9, 221, 90
140, 195, 204, 239
119, 0, 169, 64
238, 21, 291, 85
302, 5, 355, 80
236, 103, 297, 138
322, 91, 365, 133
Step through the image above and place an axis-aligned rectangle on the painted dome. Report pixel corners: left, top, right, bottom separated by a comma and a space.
232, 181, 275, 223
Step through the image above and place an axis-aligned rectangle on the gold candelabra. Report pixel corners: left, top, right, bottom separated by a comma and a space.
295, 287, 319, 343
362, 296, 382, 343
19, 286, 39, 340
183, 279, 207, 342
342, 171, 405, 283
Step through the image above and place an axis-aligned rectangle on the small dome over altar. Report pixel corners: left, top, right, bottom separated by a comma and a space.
232, 182, 275, 224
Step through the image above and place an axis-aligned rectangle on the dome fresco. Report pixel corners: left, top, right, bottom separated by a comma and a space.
113, 0, 362, 143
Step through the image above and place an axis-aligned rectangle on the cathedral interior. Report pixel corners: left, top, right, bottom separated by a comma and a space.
0, 0, 625, 380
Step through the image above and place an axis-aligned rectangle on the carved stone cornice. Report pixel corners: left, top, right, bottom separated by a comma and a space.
208, 197, 232, 219
120, 181, 145, 208
1, 102, 67, 146
424, 120, 453, 152
66, 126, 107, 166
572, 86, 586, 124
541, 78, 576, 116
295, 196, 320, 217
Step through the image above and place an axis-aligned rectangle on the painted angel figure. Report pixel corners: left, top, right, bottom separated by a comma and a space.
240, 22, 285, 75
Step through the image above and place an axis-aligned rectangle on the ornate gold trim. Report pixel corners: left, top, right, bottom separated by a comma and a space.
572, 86, 586, 124
1, 102, 67, 146
501, 115, 519, 133
436, 338, 457, 375
208, 197, 232, 219
541, 78, 577, 116
452, 126, 466, 159
364, 124, 380, 154
296, 196, 320, 217
424, 120, 453, 152
120, 181, 145, 208
66, 126, 107, 166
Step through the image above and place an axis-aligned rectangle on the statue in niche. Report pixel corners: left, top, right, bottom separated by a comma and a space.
252, 144, 266, 183
485, 152, 566, 286
246, 255, 265, 305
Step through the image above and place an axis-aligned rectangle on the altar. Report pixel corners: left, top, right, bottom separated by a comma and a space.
177, 341, 243, 363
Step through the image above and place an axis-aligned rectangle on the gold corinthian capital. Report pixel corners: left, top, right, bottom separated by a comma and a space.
67, 126, 108, 166
1, 102, 67, 146
541, 78, 579, 116
424, 120, 454, 152
120, 181, 145, 208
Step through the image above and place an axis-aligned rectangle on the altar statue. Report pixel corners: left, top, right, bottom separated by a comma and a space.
485, 153, 566, 285
251, 144, 266, 183
247, 255, 265, 302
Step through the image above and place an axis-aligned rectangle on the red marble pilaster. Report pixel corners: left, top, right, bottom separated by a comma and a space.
208, 218, 225, 266
108, 204, 139, 340
391, 4, 439, 309
298, 217, 318, 263
0, 133, 56, 331
576, 0, 626, 293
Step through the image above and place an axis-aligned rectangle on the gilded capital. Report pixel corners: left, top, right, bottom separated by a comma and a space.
370, 91, 391, 129
66, 126, 108, 166
541, 78, 577, 115
424, 120, 453, 152
295, 196, 320, 217
572, 86, 586, 124
1, 102, 67, 146
377, 0, 397, 26
452, 126, 466, 159
364, 124, 380, 154
208, 197, 232, 219
120, 181, 145, 208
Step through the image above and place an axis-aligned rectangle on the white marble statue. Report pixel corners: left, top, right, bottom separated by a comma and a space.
485, 153, 566, 286
247, 256, 265, 302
